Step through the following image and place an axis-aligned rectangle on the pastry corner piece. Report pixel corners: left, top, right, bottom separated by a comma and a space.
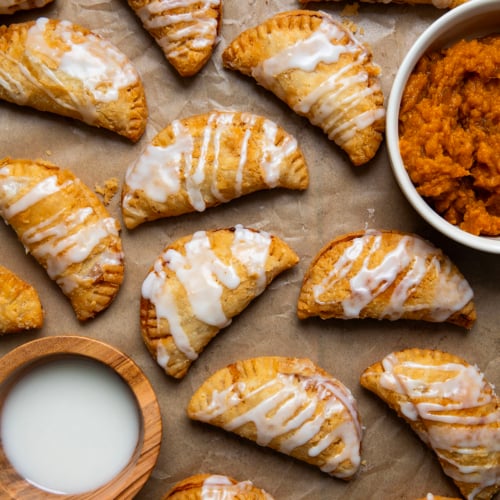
187, 356, 363, 479
127, 0, 222, 77
222, 9, 385, 166
121, 110, 309, 229
0, 158, 124, 321
297, 229, 476, 329
162, 473, 274, 499
0, 265, 44, 334
141, 226, 298, 379
0, 18, 147, 142
0, 0, 54, 15
360, 348, 500, 500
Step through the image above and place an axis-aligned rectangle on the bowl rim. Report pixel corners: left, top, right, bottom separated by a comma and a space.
386, 0, 500, 254
0, 335, 162, 499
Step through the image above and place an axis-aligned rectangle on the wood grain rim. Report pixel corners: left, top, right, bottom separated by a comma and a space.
0, 335, 162, 499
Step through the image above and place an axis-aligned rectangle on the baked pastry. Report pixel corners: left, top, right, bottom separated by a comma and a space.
222, 10, 385, 166
122, 110, 309, 229
297, 229, 476, 328
187, 356, 363, 479
0, 0, 53, 15
0, 264, 44, 333
416, 496, 461, 500
0, 18, 147, 142
361, 348, 500, 500
0, 158, 124, 321
141, 226, 298, 379
162, 473, 274, 499
298, 0, 466, 8
127, 0, 222, 76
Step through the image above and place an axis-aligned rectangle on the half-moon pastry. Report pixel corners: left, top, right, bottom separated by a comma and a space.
0, 18, 147, 142
299, 0, 466, 8
127, 0, 222, 77
162, 473, 274, 499
222, 10, 385, 166
361, 348, 500, 500
297, 230, 475, 328
0, 0, 53, 15
0, 158, 124, 321
141, 226, 298, 379
121, 110, 309, 229
0, 264, 44, 334
187, 356, 363, 479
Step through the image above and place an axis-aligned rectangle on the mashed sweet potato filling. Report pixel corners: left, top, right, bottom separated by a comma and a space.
399, 35, 500, 236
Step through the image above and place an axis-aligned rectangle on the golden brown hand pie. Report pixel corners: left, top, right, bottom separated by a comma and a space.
121, 110, 309, 229
0, 18, 147, 142
127, 0, 222, 77
297, 229, 476, 328
361, 348, 500, 500
299, 0, 466, 8
141, 226, 298, 379
0, 158, 124, 321
187, 356, 363, 479
222, 10, 385, 166
0, 0, 53, 15
0, 264, 44, 334
162, 473, 274, 499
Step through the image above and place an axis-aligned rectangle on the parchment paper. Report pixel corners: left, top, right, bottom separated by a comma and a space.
0, 1, 499, 498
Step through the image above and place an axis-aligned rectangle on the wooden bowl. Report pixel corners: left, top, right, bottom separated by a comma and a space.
0, 335, 162, 499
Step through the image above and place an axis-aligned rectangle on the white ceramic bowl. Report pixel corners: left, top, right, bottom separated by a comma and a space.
386, 0, 500, 253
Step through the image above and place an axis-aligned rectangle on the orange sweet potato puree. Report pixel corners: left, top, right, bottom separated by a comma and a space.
399, 35, 500, 236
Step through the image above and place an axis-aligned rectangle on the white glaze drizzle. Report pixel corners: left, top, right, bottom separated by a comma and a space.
312, 231, 473, 321
200, 474, 270, 500
251, 14, 385, 146
1, 176, 72, 219
123, 111, 299, 214
0, 168, 121, 293
378, 352, 500, 497
192, 367, 361, 478
142, 227, 273, 366
0, 18, 139, 123
136, 0, 220, 58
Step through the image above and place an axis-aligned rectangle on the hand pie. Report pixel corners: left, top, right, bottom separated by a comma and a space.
162, 473, 274, 499
0, 18, 147, 142
127, 0, 222, 77
222, 10, 385, 166
299, 0, 466, 8
297, 230, 476, 328
187, 356, 363, 479
361, 348, 500, 500
141, 226, 298, 379
121, 110, 309, 229
0, 158, 124, 321
0, 264, 44, 333
0, 0, 53, 15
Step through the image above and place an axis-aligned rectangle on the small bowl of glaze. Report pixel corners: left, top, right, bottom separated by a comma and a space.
386, 0, 500, 253
0, 335, 162, 499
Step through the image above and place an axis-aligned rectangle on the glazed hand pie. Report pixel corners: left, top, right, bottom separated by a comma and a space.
222, 10, 385, 166
187, 356, 363, 479
0, 158, 124, 321
163, 473, 274, 499
141, 226, 298, 379
297, 230, 476, 329
0, 264, 44, 333
0, 0, 53, 15
361, 348, 500, 500
122, 110, 309, 229
0, 18, 147, 142
127, 0, 222, 77
299, 0, 466, 8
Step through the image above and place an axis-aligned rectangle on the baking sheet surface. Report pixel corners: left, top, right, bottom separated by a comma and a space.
0, 1, 499, 498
